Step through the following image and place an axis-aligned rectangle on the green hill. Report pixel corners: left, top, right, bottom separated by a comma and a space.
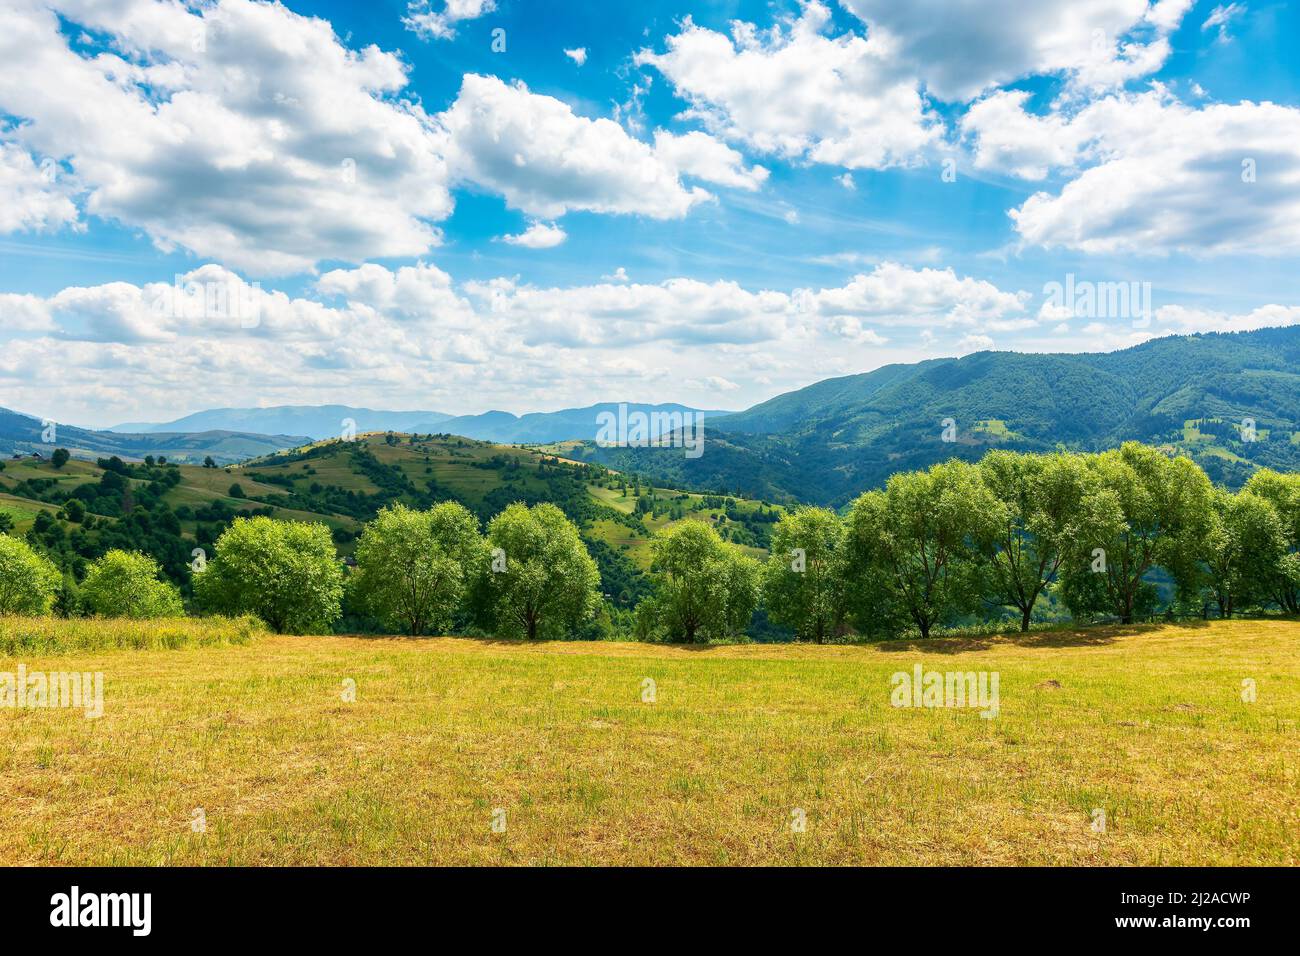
0, 433, 782, 613
573, 327, 1300, 505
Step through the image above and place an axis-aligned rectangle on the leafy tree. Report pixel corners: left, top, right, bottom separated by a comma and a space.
54, 570, 80, 618
228, 483, 245, 499
50, 448, 71, 469
844, 460, 992, 639
204, 456, 217, 469
1243, 468, 1300, 613
480, 503, 600, 639
643, 519, 760, 643
717, 546, 761, 638
1059, 444, 1214, 623
80, 549, 184, 618
195, 517, 343, 634
62, 499, 86, 523
976, 451, 1096, 631
0, 534, 61, 614
1201, 489, 1287, 618
762, 507, 846, 643
351, 502, 485, 635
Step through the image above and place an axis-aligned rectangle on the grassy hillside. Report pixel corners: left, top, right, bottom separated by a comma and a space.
236, 434, 781, 606
1, 434, 782, 611
2, 618, 1294, 865
577, 327, 1300, 505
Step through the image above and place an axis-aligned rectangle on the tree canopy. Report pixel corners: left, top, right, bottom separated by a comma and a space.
0, 533, 61, 615
763, 507, 847, 643
351, 502, 485, 636
480, 503, 600, 640
642, 519, 760, 643
195, 516, 343, 634
80, 549, 184, 618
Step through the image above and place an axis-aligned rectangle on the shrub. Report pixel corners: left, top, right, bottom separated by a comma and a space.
0, 534, 60, 615
80, 550, 184, 619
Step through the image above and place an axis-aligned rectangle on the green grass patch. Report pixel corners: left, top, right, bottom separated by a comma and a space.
972, 419, 1013, 439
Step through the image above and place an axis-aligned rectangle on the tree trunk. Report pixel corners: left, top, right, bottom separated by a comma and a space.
1020, 604, 1033, 633
527, 616, 537, 640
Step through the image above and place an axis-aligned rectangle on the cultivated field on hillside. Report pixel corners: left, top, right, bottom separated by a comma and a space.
1, 619, 1295, 865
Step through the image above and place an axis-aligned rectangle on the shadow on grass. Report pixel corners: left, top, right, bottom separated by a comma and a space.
327, 632, 745, 651
868, 619, 1215, 655
326, 615, 1283, 655
326, 632, 529, 646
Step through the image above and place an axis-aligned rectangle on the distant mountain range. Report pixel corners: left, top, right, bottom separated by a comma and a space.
572, 327, 1300, 505
111, 405, 451, 440
114, 402, 736, 444
0, 408, 308, 466
10, 327, 1300, 499
1, 401, 734, 467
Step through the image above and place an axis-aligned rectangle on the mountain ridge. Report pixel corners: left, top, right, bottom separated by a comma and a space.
571, 327, 1300, 505
0, 407, 308, 466
12, 326, 1300, 499
117, 402, 737, 445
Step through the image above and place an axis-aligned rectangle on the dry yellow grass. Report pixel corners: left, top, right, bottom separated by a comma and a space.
1, 619, 1296, 865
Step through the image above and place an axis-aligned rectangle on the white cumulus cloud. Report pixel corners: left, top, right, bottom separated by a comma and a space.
438, 74, 714, 219
839, 0, 1193, 100
499, 221, 568, 249
0, 143, 79, 234
0, 0, 452, 277
404, 0, 495, 40
636, 2, 941, 170
965, 90, 1300, 255
652, 131, 769, 191
6, 259, 1294, 426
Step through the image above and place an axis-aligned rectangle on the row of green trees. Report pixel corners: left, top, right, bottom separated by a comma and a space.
3, 443, 1297, 642
0, 540, 182, 619
762, 443, 1300, 640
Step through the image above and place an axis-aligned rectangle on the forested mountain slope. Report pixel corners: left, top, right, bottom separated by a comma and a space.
575, 327, 1300, 505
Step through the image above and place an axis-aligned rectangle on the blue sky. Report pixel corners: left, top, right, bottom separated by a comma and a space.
1, 0, 1298, 426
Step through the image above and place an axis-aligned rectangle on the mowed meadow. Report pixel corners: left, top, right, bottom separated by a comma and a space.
1, 617, 1296, 866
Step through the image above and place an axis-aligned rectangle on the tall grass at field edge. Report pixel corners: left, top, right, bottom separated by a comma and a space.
0, 615, 265, 655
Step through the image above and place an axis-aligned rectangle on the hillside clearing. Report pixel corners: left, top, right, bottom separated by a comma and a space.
1, 619, 1295, 865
